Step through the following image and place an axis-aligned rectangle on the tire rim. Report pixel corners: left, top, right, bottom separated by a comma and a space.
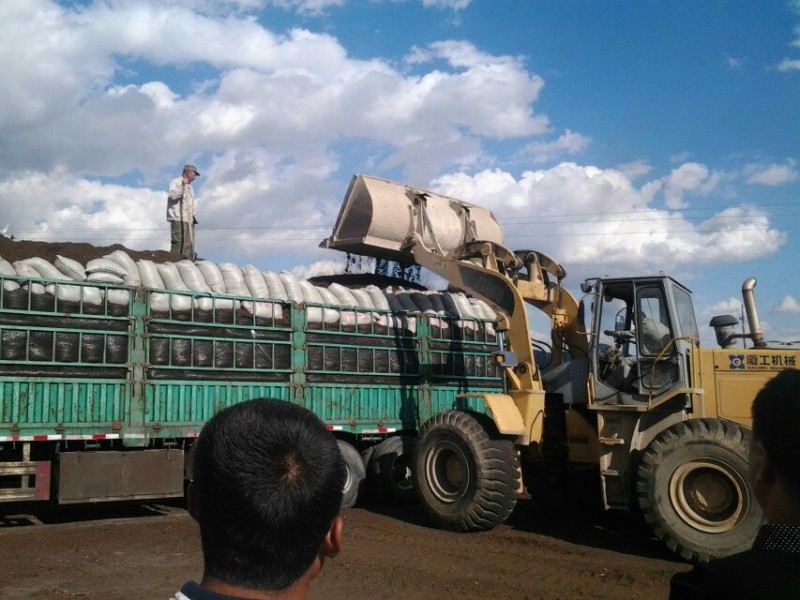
342, 463, 353, 493
669, 459, 748, 534
425, 440, 471, 503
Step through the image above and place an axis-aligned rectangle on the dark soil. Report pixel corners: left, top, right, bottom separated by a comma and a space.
0, 235, 180, 265
0, 500, 689, 600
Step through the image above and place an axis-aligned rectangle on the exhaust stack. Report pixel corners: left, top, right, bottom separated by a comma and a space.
742, 278, 766, 348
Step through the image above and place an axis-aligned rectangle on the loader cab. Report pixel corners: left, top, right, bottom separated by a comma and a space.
588, 276, 697, 406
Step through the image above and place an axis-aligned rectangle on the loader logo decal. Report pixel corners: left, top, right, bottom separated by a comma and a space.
728, 355, 745, 370
725, 354, 797, 371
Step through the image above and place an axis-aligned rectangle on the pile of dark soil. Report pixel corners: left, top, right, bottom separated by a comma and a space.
0, 235, 180, 265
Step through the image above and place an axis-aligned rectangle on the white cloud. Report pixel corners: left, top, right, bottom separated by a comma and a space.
705, 298, 742, 315
776, 22, 800, 70
269, 0, 344, 14
0, 4, 548, 184
421, 0, 472, 9
616, 160, 652, 180
662, 163, 721, 209
518, 130, 591, 164
777, 295, 800, 314
726, 56, 743, 69
744, 161, 799, 186
778, 58, 800, 71
0, 167, 164, 251
670, 152, 692, 163
430, 164, 785, 272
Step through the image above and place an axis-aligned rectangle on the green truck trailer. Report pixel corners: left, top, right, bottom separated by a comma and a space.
0, 274, 502, 506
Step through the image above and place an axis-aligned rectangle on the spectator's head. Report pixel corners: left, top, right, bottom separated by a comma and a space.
190, 398, 346, 596
749, 369, 800, 520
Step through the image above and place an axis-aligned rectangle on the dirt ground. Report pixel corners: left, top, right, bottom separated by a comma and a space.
0, 497, 690, 600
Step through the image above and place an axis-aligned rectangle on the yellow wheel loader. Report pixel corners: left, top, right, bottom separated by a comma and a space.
324, 174, 799, 562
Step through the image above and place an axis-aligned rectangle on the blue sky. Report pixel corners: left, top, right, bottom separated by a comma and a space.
0, 0, 798, 345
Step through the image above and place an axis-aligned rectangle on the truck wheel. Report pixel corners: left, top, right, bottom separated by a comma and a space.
367, 436, 417, 503
636, 419, 762, 562
337, 440, 365, 510
414, 411, 519, 531
361, 445, 376, 471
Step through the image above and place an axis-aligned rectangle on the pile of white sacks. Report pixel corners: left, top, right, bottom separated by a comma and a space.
0, 251, 497, 331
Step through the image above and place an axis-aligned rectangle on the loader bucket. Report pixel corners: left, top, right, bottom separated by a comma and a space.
321, 174, 504, 263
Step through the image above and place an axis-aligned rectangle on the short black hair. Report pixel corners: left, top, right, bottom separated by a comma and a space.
191, 398, 345, 591
752, 369, 800, 497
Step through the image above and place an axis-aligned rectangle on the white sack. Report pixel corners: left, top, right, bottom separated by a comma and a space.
0, 256, 20, 291
314, 285, 340, 324
298, 280, 324, 324
19, 257, 68, 281
54, 255, 86, 281
213, 263, 245, 311
177, 261, 212, 292
138, 260, 170, 312
196, 261, 226, 294
264, 272, 289, 302
243, 266, 269, 298
13, 261, 45, 294
278, 272, 304, 305
105, 289, 131, 305
156, 263, 194, 311
327, 283, 370, 326
241, 266, 280, 320
87, 271, 125, 284
177, 260, 214, 311
219, 263, 249, 296
447, 292, 478, 331
366, 285, 391, 311
86, 258, 129, 277
105, 250, 141, 286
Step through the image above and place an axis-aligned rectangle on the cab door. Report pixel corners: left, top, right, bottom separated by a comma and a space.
633, 284, 682, 397
592, 278, 686, 405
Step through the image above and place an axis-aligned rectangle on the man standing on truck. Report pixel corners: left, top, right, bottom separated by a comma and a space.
167, 164, 200, 260
670, 368, 800, 599
172, 398, 346, 600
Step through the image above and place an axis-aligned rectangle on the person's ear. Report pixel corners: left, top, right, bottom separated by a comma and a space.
322, 515, 344, 559
308, 515, 344, 582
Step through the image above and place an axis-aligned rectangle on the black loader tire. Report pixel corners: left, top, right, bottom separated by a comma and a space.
367, 436, 417, 503
414, 411, 519, 531
337, 439, 366, 510
636, 419, 762, 562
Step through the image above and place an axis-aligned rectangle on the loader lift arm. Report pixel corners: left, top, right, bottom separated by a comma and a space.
323, 174, 589, 446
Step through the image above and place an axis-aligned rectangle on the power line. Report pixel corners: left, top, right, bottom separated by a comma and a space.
8, 212, 798, 236
492, 200, 799, 220
499, 212, 800, 227
11, 224, 797, 245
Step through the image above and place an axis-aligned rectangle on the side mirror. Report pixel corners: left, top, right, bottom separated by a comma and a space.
615, 314, 626, 332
